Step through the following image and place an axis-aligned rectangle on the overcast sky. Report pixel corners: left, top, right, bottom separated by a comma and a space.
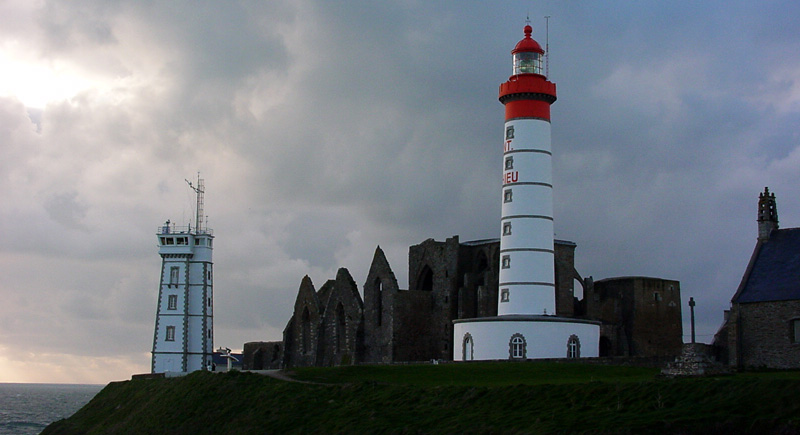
2, 1, 800, 384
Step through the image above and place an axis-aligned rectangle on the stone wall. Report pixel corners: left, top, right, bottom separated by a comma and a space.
732, 300, 800, 369
587, 277, 682, 358
363, 247, 399, 364
242, 341, 283, 370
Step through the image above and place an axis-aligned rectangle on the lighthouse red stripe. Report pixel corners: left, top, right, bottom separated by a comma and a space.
504, 99, 551, 121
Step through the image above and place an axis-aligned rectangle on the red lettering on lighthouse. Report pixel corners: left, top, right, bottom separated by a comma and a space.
504, 140, 513, 152
503, 171, 519, 185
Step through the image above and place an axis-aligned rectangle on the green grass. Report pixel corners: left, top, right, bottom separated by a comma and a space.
291, 361, 660, 386
42, 364, 800, 434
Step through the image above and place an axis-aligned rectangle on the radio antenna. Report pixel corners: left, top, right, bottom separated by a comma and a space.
545, 15, 551, 78
185, 173, 205, 233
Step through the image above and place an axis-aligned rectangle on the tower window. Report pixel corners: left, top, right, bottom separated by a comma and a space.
506, 125, 515, 140
165, 326, 175, 341
504, 189, 513, 203
502, 255, 511, 269
509, 333, 526, 359
207, 297, 212, 307
654, 292, 662, 302
503, 222, 512, 236
208, 329, 212, 339
500, 288, 510, 302
169, 267, 179, 287
505, 156, 514, 170
168, 295, 177, 310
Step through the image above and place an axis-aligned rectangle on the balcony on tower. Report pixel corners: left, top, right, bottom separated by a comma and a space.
157, 221, 214, 257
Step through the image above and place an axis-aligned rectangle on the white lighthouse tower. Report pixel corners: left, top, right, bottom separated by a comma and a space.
151, 175, 214, 374
498, 22, 557, 316
453, 22, 599, 361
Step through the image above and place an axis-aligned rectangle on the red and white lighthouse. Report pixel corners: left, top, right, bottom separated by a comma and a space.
498, 24, 558, 316
453, 22, 599, 362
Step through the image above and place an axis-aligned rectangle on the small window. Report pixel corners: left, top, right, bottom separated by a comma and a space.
504, 189, 513, 203
168, 295, 177, 310
169, 267, 179, 287
567, 334, 581, 359
654, 292, 662, 302
506, 125, 515, 140
505, 156, 514, 170
166, 326, 175, 341
500, 288, 510, 302
207, 297, 212, 307
207, 329, 212, 339
502, 255, 511, 269
792, 319, 800, 344
503, 222, 512, 236
165, 238, 175, 245
509, 333, 526, 359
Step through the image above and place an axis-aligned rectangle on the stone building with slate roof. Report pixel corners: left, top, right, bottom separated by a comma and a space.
714, 188, 800, 369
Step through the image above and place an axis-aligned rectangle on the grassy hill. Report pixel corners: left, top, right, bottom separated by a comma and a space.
43, 362, 800, 434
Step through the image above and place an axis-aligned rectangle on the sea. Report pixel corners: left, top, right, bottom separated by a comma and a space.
0, 383, 104, 435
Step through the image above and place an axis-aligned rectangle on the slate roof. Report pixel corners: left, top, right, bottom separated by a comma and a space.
734, 227, 800, 303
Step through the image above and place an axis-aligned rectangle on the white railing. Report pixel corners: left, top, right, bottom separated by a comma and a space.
157, 224, 213, 236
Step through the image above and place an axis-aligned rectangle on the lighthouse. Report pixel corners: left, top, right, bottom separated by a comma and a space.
498, 23, 557, 316
151, 175, 214, 373
452, 22, 599, 361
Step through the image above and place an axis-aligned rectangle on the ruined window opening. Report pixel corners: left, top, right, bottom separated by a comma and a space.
336, 303, 346, 353
654, 292, 662, 302
375, 277, 383, 326
301, 307, 311, 354
418, 265, 434, 291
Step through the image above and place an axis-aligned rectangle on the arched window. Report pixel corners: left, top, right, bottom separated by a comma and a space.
567, 334, 581, 359
418, 265, 434, 291
336, 303, 346, 353
375, 277, 383, 326
301, 307, 311, 354
462, 333, 474, 361
509, 333, 526, 359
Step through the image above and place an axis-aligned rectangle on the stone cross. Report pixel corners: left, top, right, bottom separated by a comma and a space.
689, 297, 696, 344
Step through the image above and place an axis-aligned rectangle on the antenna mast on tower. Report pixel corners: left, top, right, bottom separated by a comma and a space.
545, 15, 551, 78
185, 173, 205, 234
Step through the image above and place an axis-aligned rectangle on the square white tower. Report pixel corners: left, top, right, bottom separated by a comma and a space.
151, 177, 214, 373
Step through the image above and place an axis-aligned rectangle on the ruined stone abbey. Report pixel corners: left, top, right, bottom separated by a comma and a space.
243, 236, 684, 369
